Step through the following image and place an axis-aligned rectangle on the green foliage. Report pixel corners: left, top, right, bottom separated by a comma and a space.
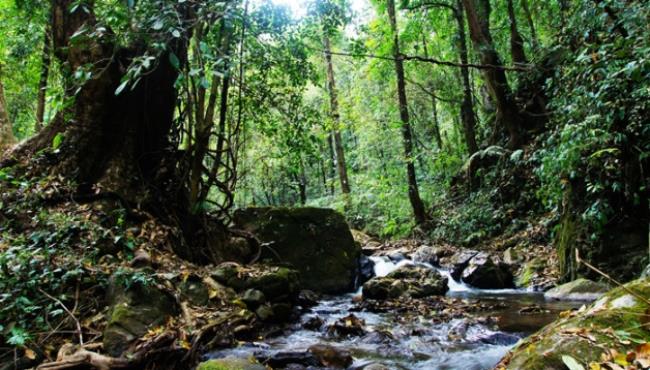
535, 0, 649, 238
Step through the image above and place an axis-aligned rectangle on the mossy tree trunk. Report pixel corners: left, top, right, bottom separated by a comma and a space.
461, 0, 522, 148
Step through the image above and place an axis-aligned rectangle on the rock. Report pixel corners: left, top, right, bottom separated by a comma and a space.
308, 344, 353, 368
103, 279, 178, 357
515, 258, 545, 288
387, 252, 407, 262
544, 278, 610, 301
359, 364, 390, 370
361, 330, 394, 344
246, 266, 301, 300
270, 302, 293, 322
477, 332, 520, 346
411, 245, 440, 266
241, 289, 266, 309
461, 252, 514, 289
362, 277, 408, 300
498, 279, 650, 369
297, 290, 320, 308
446, 249, 479, 281
362, 265, 448, 300
327, 314, 366, 337
302, 316, 324, 331
257, 351, 321, 368
233, 207, 361, 293
255, 304, 274, 322
357, 255, 376, 285
197, 357, 266, 370
212, 263, 301, 301
180, 274, 209, 306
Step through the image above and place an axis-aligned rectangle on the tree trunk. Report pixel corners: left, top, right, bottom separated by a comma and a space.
507, 0, 527, 65
3, 0, 232, 264
455, 0, 479, 154
387, 0, 428, 225
298, 157, 307, 205
520, 0, 539, 51
430, 93, 443, 150
323, 35, 351, 195
327, 132, 336, 196
0, 66, 15, 150
420, 36, 443, 151
461, 0, 521, 148
35, 22, 52, 131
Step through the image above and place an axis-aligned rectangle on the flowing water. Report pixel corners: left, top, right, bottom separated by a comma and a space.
208, 257, 580, 369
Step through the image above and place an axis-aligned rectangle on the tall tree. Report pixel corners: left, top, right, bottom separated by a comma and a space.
35, 22, 51, 130
0, 65, 15, 149
507, 0, 527, 65
323, 34, 351, 194
387, 0, 427, 225
454, 0, 479, 154
461, 0, 521, 147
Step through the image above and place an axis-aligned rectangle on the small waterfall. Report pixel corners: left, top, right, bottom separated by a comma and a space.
368, 256, 475, 293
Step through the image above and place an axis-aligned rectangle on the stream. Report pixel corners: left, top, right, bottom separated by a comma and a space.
208, 256, 580, 369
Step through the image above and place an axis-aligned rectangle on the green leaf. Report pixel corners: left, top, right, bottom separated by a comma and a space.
168, 52, 180, 70
562, 355, 585, 370
52, 133, 64, 150
7, 327, 30, 347
115, 80, 129, 96
152, 19, 164, 30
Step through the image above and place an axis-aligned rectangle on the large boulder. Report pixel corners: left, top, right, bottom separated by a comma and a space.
362, 265, 448, 300
461, 252, 514, 289
498, 279, 650, 370
103, 278, 178, 357
544, 278, 610, 301
233, 207, 360, 293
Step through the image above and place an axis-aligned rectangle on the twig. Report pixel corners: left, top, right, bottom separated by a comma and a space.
37, 288, 84, 345
575, 250, 650, 306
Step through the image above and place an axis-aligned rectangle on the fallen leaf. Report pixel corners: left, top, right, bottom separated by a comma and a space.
563, 355, 586, 370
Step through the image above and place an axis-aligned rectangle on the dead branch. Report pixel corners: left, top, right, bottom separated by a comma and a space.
37, 288, 83, 346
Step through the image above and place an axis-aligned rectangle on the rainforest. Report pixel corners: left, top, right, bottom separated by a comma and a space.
0, 0, 649, 369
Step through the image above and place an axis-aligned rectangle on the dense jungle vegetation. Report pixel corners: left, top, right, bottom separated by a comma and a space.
0, 0, 648, 369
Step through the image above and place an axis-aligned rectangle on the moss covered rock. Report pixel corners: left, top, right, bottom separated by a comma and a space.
197, 357, 266, 370
499, 278, 650, 369
103, 278, 178, 357
544, 278, 609, 301
233, 207, 360, 293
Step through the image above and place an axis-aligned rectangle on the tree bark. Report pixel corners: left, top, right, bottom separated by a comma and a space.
387, 0, 428, 225
462, 0, 521, 148
323, 35, 351, 195
0, 66, 15, 150
507, 0, 527, 65
35, 22, 52, 131
455, 0, 479, 154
